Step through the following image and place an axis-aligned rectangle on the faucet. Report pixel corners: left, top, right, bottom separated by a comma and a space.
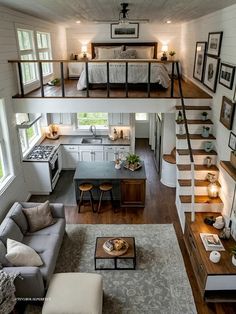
89, 125, 96, 137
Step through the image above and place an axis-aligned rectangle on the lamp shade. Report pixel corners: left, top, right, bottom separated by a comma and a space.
81, 45, 87, 53
161, 45, 168, 52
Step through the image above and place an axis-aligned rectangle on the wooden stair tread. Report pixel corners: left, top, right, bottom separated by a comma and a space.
176, 134, 216, 140
178, 179, 221, 187
163, 154, 176, 164
179, 195, 223, 204
175, 106, 211, 110
177, 149, 217, 156
176, 119, 213, 125
177, 164, 219, 171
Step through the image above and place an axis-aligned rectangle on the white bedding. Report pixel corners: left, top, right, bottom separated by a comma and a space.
77, 61, 170, 90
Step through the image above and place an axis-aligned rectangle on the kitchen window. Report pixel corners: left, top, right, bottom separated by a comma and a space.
135, 113, 149, 121
17, 28, 52, 85
18, 120, 41, 156
77, 113, 108, 129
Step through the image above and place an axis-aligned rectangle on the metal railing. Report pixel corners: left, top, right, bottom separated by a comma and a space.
9, 59, 179, 98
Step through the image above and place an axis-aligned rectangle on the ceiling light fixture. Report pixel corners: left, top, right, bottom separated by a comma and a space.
76, 20, 81, 24
166, 20, 172, 24
119, 3, 130, 25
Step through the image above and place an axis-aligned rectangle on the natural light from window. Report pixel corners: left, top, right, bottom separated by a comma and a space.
135, 113, 148, 121
77, 113, 108, 128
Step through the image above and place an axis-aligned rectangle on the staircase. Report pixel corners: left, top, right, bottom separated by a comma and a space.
175, 102, 224, 231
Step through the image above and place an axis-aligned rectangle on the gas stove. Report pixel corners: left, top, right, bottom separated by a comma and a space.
26, 145, 56, 161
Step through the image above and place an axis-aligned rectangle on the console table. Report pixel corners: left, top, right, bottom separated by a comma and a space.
184, 212, 236, 302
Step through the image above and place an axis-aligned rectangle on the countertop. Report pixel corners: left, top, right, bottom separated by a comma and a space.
74, 161, 146, 180
42, 135, 131, 147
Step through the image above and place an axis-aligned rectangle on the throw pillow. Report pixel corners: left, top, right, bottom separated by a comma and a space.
7, 202, 28, 234
0, 240, 12, 267
118, 50, 137, 59
0, 218, 23, 245
22, 201, 55, 233
6, 239, 43, 267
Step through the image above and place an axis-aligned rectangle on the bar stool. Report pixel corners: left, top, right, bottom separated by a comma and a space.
97, 182, 114, 213
78, 183, 95, 213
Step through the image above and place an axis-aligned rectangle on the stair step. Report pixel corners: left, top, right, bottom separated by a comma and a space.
175, 106, 211, 110
176, 119, 213, 125
178, 179, 221, 187
176, 134, 216, 140
179, 195, 223, 204
177, 164, 219, 171
177, 149, 217, 156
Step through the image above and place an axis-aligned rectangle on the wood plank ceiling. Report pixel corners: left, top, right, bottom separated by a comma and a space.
0, 0, 236, 25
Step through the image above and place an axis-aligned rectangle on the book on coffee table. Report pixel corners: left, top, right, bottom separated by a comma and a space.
200, 233, 225, 251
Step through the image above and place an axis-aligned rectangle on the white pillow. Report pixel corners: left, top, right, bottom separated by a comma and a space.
6, 238, 43, 267
97, 46, 123, 59
126, 46, 153, 59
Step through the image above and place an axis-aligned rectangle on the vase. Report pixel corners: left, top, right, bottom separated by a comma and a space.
232, 255, 236, 266
202, 126, 210, 138
204, 141, 213, 152
209, 251, 221, 263
230, 151, 236, 169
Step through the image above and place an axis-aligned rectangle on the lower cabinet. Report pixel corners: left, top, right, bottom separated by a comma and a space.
104, 146, 130, 161
61, 145, 80, 169
120, 179, 146, 207
80, 146, 104, 162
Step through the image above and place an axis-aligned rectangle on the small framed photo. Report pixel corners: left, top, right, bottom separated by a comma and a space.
220, 96, 235, 130
207, 32, 223, 57
228, 132, 236, 150
219, 63, 235, 90
193, 42, 207, 82
111, 23, 139, 39
203, 55, 220, 92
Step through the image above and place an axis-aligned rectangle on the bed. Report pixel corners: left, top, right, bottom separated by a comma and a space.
76, 42, 170, 91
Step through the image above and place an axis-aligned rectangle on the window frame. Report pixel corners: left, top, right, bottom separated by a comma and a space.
18, 120, 41, 157
135, 113, 149, 122
76, 113, 109, 130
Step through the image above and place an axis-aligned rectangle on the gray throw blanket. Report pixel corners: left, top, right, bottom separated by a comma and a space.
0, 270, 17, 314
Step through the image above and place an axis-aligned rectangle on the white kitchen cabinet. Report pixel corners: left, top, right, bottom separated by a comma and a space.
116, 146, 130, 159
80, 146, 104, 162
108, 113, 130, 126
104, 145, 130, 161
61, 145, 79, 169
50, 113, 72, 125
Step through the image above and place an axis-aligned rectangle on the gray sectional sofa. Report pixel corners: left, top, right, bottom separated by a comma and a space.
0, 202, 65, 298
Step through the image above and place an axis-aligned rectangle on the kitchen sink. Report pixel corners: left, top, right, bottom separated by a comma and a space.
81, 137, 103, 144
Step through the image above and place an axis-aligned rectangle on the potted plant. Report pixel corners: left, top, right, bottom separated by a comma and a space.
231, 246, 236, 266
169, 50, 176, 60
48, 78, 60, 86
125, 153, 141, 171
202, 112, 208, 121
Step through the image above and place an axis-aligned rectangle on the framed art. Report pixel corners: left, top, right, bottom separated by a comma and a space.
220, 96, 235, 130
207, 32, 223, 57
228, 131, 236, 150
203, 55, 220, 92
219, 62, 235, 90
193, 42, 207, 82
111, 23, 139, 39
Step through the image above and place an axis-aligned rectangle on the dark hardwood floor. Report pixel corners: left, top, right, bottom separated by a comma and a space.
29, 139, 235, 314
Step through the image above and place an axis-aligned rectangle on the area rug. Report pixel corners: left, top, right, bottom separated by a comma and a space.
26, 224, 196, 314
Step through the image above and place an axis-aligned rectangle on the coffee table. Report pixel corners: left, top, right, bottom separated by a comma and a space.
94, 237, 136, 270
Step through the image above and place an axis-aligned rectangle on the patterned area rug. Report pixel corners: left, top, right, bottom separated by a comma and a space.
26, 224, 196, 314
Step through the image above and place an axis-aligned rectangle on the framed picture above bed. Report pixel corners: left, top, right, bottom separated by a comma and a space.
110, 23, 139, 39
203, 55, 220, 92
206, 32, 223, 57
219, 62, 235, 90
193, 42, 207, 82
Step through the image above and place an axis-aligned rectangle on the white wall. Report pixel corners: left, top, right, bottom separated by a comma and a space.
161, 113, 176, 154
0, 5, 67, 220
135, 121, 149, 138
180, 4, 236, 222
66, 23, 181, 59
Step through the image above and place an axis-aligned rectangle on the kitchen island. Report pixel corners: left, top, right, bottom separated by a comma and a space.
74, 161, 146, 207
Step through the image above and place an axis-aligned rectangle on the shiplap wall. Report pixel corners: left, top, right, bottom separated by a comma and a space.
0, 5, 67, 221
180, 4, 236, 228
66, 23, 182, 59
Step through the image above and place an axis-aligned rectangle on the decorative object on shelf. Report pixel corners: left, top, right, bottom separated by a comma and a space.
204, 141, 214, 152
169, 50, 176, 60
231, 246, 236, 266
193, 41, 207, 82
219, 62, 235, 90
47, 78, 60, 86
206, 172, 216, 182
207, 31, 223, 57
209, 251, 221, 263
201, 112, 208, 121
205, 156, 212, 168
202, 126, 210, 138
200, 232, 225, 251
161, 44, 168, 61
81, 44, 88, 58
220, 96, 235, 130
203, 55, 220, 92
208, 180, 219, 198
213, 215, 225, 229
103, 238, 129, 256
179, 124, 184, 135
177, 110, 183, 122
219, 226, 231, 240
124, 153, 141, 171
115, 158, 121, 170
204, 216, 216, 226
113, 128, 118, 140
46, 124, 59, 140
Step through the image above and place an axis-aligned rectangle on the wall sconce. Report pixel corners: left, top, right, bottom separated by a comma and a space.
81, 45, 88, 58
208, 181, 219, 198
161, 44, 168, 61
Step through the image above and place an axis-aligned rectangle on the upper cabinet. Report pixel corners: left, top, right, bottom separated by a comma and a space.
108, 113, 130, 126
50, 113, 72, 125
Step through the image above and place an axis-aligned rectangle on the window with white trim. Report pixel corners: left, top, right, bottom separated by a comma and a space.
135, 113, 149, 121
77, 113, 108, 129
17, 120, 41, 156
17, 28, 52, 85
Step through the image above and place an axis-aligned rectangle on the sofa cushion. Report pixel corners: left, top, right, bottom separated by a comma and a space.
22, 201, 55, 233
0, 218, 23, 245
6, 239, 43, 267
25, 218, 65, 236
6, 202, 28, 234
0, 239, 12, 267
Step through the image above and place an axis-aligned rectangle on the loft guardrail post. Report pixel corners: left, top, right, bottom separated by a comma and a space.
17, 62, 24, 97
107, 62, 110, 98
85, 61, 89, 98
60, 62, 65, 97
38, 62, 44, 97
125, 62, 128, 98
147, 62, 151, 98
171, 61, 175, 97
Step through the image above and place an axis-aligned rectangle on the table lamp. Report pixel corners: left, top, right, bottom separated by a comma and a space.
161, 44, 168, 61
